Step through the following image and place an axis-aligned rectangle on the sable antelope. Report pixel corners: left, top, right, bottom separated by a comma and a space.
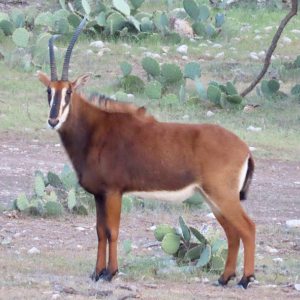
37, 17, 256, 289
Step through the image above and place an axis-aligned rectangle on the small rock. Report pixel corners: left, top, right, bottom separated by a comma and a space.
122, 43, 131, 48
198, 43, 208, 47
127, 94, 134, 99
192, 277, 201, 282
1, 238, 11, 245
215, 52, 224, 58
234, 37, 240, 42
97, 51, 103, 57
250, 54, 259, 60
265, 246, 278, 254
76, 227, 85, 231
144, 51, 152, 56
190, 38, 196, 42
54, 144, 60, 147
139, 47, 147, 50
258, 51, 266, 58
27, 247, 40, 254
273, 257, 283, 262
282, 37, 292, 45
294, 284, 300, 291
212, 44, 222, 48
264, 26, 273, 32
182, 115, 189, 119
147, 225, 156, 231
153, 53, 161, 59
161, 46, 170, 53
265, 284, 278, 288
52, 294, 60, 300
53, 285, 63, 292
77, 245, 83, 249
286, 219, 300, 228
254, 30, 260, 34
205, 213, 215, 219
254, 35, 262, 40
204, 52, 211, 57
291, 29, 300, 34
247, 126, 262, 131
182, 55, 188, 60
206, 111, 214, 117
176, 45, 188, 54
249, 147, 257, 151
90, 41, 104, 48
202, 277, 210, 283
229, 47, 236, 51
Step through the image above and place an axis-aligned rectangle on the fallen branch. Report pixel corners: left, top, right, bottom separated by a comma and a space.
240, 0, 298, 97
54, 285, 112, 297
118, 293, 141, 300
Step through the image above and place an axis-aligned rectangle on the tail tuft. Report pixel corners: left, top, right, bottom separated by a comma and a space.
240, 155, 255, 201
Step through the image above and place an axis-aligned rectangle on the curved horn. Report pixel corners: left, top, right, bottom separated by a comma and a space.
61, 16, 87, 82
49, 34, 61, 82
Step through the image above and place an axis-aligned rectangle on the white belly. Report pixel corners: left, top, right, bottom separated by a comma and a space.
125, 184, 199, 203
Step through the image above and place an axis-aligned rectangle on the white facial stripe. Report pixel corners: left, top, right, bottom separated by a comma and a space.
126, 184, 199, 203
50, 87, 55, 106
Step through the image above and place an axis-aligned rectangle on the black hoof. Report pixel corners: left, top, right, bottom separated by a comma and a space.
90, 269, 118, 282
212, 273, 236, 287
238, 274, 255, 289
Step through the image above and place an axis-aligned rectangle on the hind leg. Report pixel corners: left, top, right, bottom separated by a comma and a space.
205, 193, 256, 289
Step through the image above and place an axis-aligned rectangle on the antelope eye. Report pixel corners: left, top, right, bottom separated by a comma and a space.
47, 88, 51, 95
67, 89, 72, 95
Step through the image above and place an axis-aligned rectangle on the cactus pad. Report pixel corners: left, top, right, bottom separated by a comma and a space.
34, 176, 45, 197
196, 244, 211, 267
129, 0, 145, 10
192, 21, 205, 36
215, 12, 225, 27
190, 226, 208, 245
0, 13, 9, 22
142, 56, 160, 77
206, 24, 218, 38
62, 171, 78, 191
261, 80, 271, 95
140, 17, 152, 33
47, 171, 63, 189
82, 0, 91, 15
199, 4, 210, 22
186, 244, 204, 261
207, 85, 221, 106
179, 85, 185, 102
44, 201, 63, 217
184, 192, 204, 205
153, 11, 168, 32
161, 94, 179, 106
212, 239, 226, 254
0, 20, 15, 36
226, 95, 242, 104
123, 238, 132, 254
154, 224, 175, 241
12, 28, 29, 48
33, 33, 52, 64
57, 17, 69, 34
122, 195, 133, 213
184, 61, 201, 80
121, 75, 145, 93
194, 77, 206, 100
68, 189, 77, 210
226, 82, 238, 95
161, 233, 181, 255
183, 0, 200, 21
121, 61, 132, 77
35, 12, 55, 29
16, 194, 30, 211
210, 255, 225, 271
179, 216, 191, 242
107, 12, 128, 35
113, 0, 131, 16
268, 79, 280, 94
291, 84, 300, 95
44, 191, 57, 202
161, 63, 183, 84
68, 14, 82, 28
145, 81, 162, 99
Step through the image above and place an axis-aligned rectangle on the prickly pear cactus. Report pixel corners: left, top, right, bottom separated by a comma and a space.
0, 20, 15, 36
268, 79, 280, 94
68, 189, 77, 210
183, 0, 200, 21
215, 12, 225, 27
210, 255, 225, 271
10, 8, 24, 28
193, 21, 205, 36
212, 239, 226, 254
194, 77, 206, 100
34, 176, 45, 197
199, 4, 210, 22
44, 191, 57, 202
121, 61, 132, 77
161, 233, 181, 255
12, 28, 29, 48
186, 244, 204, 261
226, 94, 242, 104
161, 94, 179, 106
16, 194, 30, 211
206, 24, 218, 38
291, 84, 300, 95
153, 11, 168, 32
44, 201, 63, 217
57, 17, 69, 34
196, 244, 211, 267
207, 85, 221, 106
179, 216, 191, 242
107, 12, 128, 35
142, 56, 160, 77
47, 171, 63, 189
113, 0, 131, 16
0, 13, 9, 22
140, 17, 152, 32
226, 82, 238, 96
68, 14, 82, 28
183, 192, 204, 205
121, 75, 145, 93
190, 226, 209, 245
154, 224, 175, 241
35, 12, 55, 29
184, 61, 201, 80
145, 81, 162, 99
33, 33, 52, 64
123, 238, 132, 254
165, 32, 181, 44
179, 85, 185, 102
122, 195, 133, 213
161, 63, 183, 84
62, 171, 78, 191
129, 0, 145, 10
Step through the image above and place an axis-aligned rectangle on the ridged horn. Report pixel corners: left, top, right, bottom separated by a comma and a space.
61, 15, 87, 82
49, 34, 61, 82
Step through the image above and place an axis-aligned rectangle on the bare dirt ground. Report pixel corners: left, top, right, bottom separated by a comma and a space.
0, 131, 300, 300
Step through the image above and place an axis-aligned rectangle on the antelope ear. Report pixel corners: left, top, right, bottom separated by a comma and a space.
37, 71, 51, 87
72, 73, 92, 90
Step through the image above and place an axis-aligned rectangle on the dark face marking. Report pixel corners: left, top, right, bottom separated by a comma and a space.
49, 90, 61, 119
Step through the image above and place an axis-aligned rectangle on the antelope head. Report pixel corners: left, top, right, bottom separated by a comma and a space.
37, 16, 91, 131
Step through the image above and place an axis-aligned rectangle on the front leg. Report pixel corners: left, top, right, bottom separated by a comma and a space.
91, 192, 122, 282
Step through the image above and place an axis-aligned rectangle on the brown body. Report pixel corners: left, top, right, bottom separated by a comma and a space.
37, 18, 256, 289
